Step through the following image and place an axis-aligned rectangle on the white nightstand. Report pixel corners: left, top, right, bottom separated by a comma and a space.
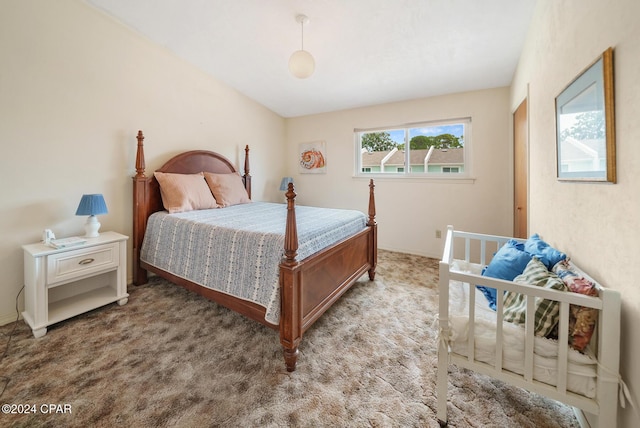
22, 231, 129, 338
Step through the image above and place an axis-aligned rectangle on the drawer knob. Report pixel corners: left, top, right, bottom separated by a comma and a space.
78, 258, 95, 265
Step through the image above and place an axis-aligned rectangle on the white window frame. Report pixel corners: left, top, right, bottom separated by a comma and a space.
354, 117, 472, 180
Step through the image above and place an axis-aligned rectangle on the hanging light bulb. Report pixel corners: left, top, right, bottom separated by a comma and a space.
289, 14, 315, 79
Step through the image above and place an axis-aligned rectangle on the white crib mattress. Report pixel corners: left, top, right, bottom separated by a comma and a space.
446, 260, 597, 398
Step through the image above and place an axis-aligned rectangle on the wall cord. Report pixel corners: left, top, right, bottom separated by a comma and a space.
0, 285, 24, 400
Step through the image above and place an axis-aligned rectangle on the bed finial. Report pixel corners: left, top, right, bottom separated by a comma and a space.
135, 130, 146, 178
283, 182, 298, 265
243, 145, 252, 199
367, 179, 376, 227
244, 145, 250, 176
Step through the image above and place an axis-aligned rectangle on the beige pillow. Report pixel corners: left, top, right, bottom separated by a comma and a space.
154, 171, 217, 213
203, 172, 251, 207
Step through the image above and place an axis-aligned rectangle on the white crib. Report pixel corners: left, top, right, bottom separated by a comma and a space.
437, 226, 622, 427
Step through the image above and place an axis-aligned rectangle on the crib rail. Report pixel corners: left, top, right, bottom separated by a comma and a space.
437, 226, 621, 428
442, 226, 522, 266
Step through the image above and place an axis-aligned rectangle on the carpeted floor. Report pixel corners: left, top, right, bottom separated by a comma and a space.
0, 250, 579, 427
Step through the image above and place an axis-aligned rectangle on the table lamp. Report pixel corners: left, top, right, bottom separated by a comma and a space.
75, 194, 108, 237
279, 177, 294, 191
279, 177, 293, 202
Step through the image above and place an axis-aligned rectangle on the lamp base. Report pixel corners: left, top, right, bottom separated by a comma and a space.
84, 215, 101, 238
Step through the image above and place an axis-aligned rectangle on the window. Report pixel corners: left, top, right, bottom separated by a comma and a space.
355, 118, 470, 178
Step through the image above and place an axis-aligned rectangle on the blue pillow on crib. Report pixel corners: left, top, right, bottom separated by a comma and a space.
524, 234, 566, 269
479, 239, 533, 310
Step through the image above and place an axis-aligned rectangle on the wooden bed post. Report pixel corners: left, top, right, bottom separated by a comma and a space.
280, 182, 301, 371
132, 130, 149, 285
135, 130, 145, 177
283, 183, 298, 265
243, 145, 252, 199
367, 179, 377, 280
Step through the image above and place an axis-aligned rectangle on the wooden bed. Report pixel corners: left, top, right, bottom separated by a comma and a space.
131, 130, 377, 371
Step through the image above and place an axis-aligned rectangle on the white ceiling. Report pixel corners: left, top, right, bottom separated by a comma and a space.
86, 0, 536, 118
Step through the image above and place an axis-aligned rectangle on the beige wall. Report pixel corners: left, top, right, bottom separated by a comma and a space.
286, 87, 513, 258
0, 0, 286, 323
4, 0, 637, 424
510, 1, 640, 426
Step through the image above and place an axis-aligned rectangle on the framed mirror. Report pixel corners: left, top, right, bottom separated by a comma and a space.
555, 47, 615, 182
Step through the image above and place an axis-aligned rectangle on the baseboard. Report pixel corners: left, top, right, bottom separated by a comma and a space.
573, 407, 592, 428
378, 245, 439, 259
0, 310, 21, 327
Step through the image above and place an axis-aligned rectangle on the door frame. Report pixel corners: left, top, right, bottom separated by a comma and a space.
513, 95, 529, 239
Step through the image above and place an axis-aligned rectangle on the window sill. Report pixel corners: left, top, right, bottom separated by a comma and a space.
352, 174, 476, 184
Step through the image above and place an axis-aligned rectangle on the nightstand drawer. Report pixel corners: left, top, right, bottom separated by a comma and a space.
47, 243, 120, 285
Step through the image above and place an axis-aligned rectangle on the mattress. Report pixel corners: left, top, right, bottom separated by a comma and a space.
445, 260, 597, 398
141, 202, 367, 325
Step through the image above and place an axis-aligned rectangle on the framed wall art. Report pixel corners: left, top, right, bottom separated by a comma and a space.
555, 47, 616, 182
299, 141, 326, 174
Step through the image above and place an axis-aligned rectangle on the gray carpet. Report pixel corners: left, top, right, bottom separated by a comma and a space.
0, 250, 579, 427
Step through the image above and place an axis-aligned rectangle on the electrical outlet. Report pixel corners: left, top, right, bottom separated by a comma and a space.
435, 230, 442, 239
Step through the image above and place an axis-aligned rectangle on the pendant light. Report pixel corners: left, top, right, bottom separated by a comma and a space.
288, 14, 315, 79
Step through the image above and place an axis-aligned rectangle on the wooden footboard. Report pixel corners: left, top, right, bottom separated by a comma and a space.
132, 130, 377, 372
279, 180, 377, 370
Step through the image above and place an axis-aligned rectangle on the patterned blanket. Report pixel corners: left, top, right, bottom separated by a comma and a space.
141, 202, 367, 324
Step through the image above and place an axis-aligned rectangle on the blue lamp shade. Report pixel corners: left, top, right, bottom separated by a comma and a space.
76, 194, 108, 216
279, 177, 294, 191
76, 194, 108, 237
